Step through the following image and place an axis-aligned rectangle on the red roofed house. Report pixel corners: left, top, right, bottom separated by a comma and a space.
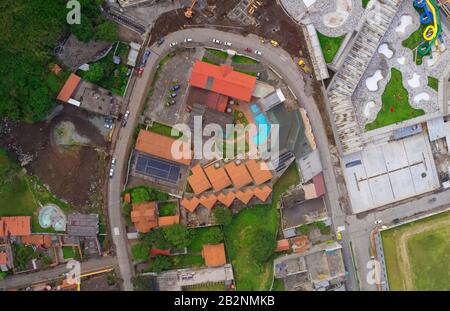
304, 173, 326, 200
0, 216, 31, 237
131, 202, 158, 233
189, 61, 257, 102
275, 239, 290, 252
57, 73, 81, 103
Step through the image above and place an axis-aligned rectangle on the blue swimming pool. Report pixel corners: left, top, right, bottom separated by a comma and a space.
250, 104, 271, 145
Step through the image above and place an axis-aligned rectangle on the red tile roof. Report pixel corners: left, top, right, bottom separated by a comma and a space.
199, 194, 217, 210
187, 87, 228, 112
204, 164, 232, 192
189, 61, 256, 102
202, 243, 226, 267
235, 189, 254, 204
57, 73, 81, 102
22, 235, 52, 248
51, 64, 62, 75
216, 192, 236, 207
158, 215, 180, 227
0, 251, 9, 265
0, 216, 31, 237
135, 130, 191, 166
224, 161, 253, 189
312, 173, 326, 197
275, 239, 290, 252
253, 185, 272, 202
131, 202, 158, 233
181, 197, 200, 213
187, 165, 212, 194
245, 160, 273, 185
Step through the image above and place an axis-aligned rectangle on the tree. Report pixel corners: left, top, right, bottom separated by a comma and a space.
163, 224, 192, 249
131, 242, 150, 261
150, 255, 172, 273
131, 275, 156, 291
140, 228, 171, 250
94, 20, 118, 42
204, 227, 223, 244
83, 62, 104, 83
249, 229, 276, 264
213, 207, 232, 226
70, 14, 95, 42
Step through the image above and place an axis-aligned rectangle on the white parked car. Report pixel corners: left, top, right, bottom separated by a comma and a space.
212, 38, 221, 44
184, 38, 193, 43
111, 157, 116, 167
109, 168, 114, 178
124, 110, 130, 120
223, 41, 232, 46
254, 50, 262, 56
170, 42, 178, 47
374, 219, 383, 225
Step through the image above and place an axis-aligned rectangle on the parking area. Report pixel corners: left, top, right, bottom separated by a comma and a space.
144, 48, 198, 126
342, 132, 440, 213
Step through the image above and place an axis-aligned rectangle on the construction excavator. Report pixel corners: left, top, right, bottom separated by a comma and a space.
184, 0, 198, 19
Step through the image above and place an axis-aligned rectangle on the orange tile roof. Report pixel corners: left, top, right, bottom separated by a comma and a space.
181, 197, 200, 213
275, 239, 290, 252
51, 64, 62, 75
135, 130, 191, 166
202, 243, 226, 267
292, 235, 310, 254
199, 194, 217, 210
235, 189, 254, 204
204, 164, 232, 192
224, 161, 253, 189
216, 192, 236, 207
22, 235, 52, 248
158, 215, 180, 227
187, 165, 212, 194
0, 216, 31, 237
123, 192, 131, 204
0, 252, 9, 265
131, 202, 158, 233
245, 160, 273, 185
253, 185, 272, 202
189, 61, 257, 102
57, 73, 81, 102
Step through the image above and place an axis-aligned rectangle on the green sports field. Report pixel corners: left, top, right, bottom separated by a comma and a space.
381, 211, 450, 291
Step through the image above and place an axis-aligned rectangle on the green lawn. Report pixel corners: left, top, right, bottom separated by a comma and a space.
272, 278, 285, 291
77, 41, 130, 96
365, 68, 425, 131
362, 0, 370, 8
148, 122, 182, 138
428, 76, 439, 92
381, 211, 450, 290
126, 186, 170, 205
131, 242, 150, 261
231, 55, 259, 64
401, 7, 430, 65
0, 149, 72, 232
201, 56, 220, 66
158, 202, 177, 217
224, 163, 300, 290
317, 32, 345, 63
205, 48, 228, 60
234, 68, 257, 77
62, 246, 75, 260
188, 226, 223, 253
171, 254, 204, 269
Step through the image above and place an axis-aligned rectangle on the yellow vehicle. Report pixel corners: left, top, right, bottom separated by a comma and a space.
270, 40, 279, 47
297, 58, 311, 74
336, 231, 342, 241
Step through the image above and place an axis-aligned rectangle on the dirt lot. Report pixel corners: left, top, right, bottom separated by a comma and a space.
81, 272, 120, 291
0, 105, 110, 211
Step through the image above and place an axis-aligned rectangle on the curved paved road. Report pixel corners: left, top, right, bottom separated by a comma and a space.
109, 28, 352, 290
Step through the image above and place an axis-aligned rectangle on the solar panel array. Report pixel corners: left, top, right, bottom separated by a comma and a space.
135, 153, 180, 183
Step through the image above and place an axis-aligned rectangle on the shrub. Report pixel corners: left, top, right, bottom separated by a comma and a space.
213, 206, 233, 226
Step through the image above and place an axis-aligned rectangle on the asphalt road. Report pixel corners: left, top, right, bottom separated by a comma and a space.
0, 256, 116, 290
107, 27, 354, 290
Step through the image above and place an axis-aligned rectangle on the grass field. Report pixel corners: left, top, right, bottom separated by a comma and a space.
0, 149, 72, 232
428, 76, 439, 92
231, 55, 259, 64
317, 32, 345, 63
381, 211, 450, 290
223, 163, 300, 290
365, 68, 425, 131
205, 48, 228, 60
401, 6, 430, 65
